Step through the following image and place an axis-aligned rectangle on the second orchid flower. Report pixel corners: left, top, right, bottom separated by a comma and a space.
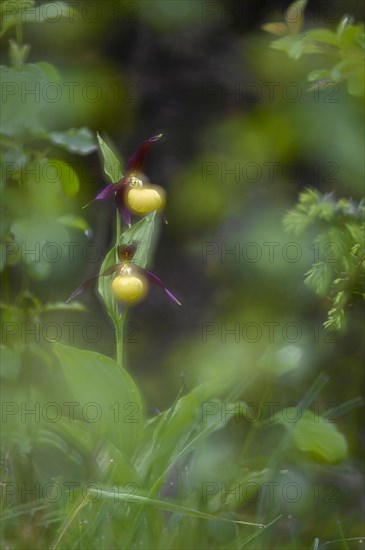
67, 242, 181, 310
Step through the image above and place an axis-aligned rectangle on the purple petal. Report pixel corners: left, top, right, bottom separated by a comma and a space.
66, 276, 99, 303
116, 188, 131, 226
94, 178, 127, 202
126, 134, 162, 173
145, 270, 181, 306
95, 183, 117, 201
122, 208, 132, 227
83, 183, 118, 209
67, 263, 120, 303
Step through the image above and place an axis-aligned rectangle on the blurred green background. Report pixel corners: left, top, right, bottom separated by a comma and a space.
12, 0, 362, 402
1, 0, 364, 548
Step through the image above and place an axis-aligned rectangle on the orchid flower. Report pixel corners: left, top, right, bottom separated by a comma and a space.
87, 134, 166, 226
67, 242, 181, 308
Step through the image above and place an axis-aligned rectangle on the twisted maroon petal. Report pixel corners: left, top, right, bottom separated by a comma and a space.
116, 187, 131, 226
96, 177, 127, 200
66, 263, 120, 303
83, 180, 126, 209
126, 134, 163, 173
95, 183, 118, 201
145, 270, 181, 306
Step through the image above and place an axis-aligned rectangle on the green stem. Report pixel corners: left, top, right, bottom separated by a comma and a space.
116, 310, 127, 367
115, 210, 121, 250
16, 20, 23, 49
115, 211, 127, 368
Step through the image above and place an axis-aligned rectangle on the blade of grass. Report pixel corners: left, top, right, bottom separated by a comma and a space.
324, 396, 363, 420
90, 489, 265, 527
254, 372, 330, 545
51, 494, 89, 550
226, 514, 283, 549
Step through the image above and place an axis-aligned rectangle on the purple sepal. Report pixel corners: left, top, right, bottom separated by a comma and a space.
66, 276, 99, 303
83, 180, 124, 209
67, 264, 120, 303
126, 134, 162, 173
95, 183, 117, 201
145, 270, 181, 306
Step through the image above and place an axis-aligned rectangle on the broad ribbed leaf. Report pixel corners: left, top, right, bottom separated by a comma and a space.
53, 343, 144, 458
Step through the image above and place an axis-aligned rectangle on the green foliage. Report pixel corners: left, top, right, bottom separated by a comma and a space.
274, 408, 348, 463
267, 1, 364, 331
53, 343, 144, 458
137, 378, 239, 487
96, 132, 123, 183
0, 1, 77, 38
284, 189, 364, 330
263, 2, 365, 97
1, 63, 49, 135
0, 5, 96, 280
48, 127, 97, 155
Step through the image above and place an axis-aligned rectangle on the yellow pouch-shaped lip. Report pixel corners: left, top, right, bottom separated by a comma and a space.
126, 185, 166, 215
112, 266, 149, 304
